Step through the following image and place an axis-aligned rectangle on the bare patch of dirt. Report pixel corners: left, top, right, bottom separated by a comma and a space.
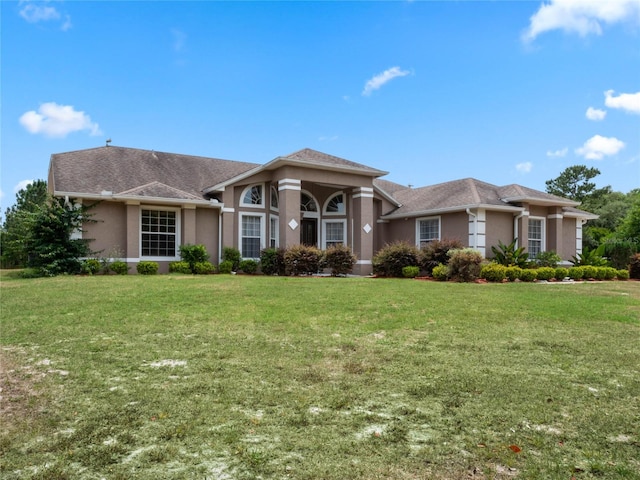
0, 348, 46, 430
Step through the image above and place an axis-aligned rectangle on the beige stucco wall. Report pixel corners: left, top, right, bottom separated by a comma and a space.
195, 208, 219, 263
485, 211, 515, 255
83, 201, 127, 257
441, 212, 468, 243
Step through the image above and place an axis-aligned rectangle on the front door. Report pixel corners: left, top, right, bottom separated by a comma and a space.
300, 218, 318, 246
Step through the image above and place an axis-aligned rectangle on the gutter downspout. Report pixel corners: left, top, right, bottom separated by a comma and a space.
513, 210, 526, 249
466, 208, 477, 249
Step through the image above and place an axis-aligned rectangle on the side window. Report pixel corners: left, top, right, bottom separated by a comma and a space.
417, 217, 440, 247
241, 184, 264, 207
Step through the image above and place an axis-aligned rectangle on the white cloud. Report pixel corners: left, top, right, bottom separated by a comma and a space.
171, 28, 187, 52
19, 2, 60, 23
604, 89, 640, 114
19, 102, 102, 138
362, 66, 410, 96
586, 107, 606, 121
19, 1, 72, 30
516, 162, 533, 173
546, 147, 568, 158
522, 0, 640, 43
575, 134, 625, 160
14, 180, 34, 194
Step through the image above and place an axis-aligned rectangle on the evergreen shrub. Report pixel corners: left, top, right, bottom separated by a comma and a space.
402, 266, 420, 278
372, 242, 419, 278
284, 244, 322, 276
193, 261, 216, 274
519, 269, 537, 282
169, 261, 192, 274
480, 263, 507, 282
325, 244, 357, 276
109, 261, 129, 275
137, 261, 158, 275
260, 248, 286, 276
535, 267, 555, 281
239, 259, 259, 274
447, 249, 483, 282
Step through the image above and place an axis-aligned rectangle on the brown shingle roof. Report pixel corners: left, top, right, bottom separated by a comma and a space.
381, 178, 582, 218
50, 146, 259, 200
280, 148, 387, 176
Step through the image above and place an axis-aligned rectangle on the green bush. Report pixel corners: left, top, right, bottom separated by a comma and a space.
193, 261, 216, 274
534, 250, 562, 268
616, 269, 630, 280
239, 259, 259, 274
568, 266, 584, 280
325, 244, 357, 276
284, 244, 322, 276
571, 250, 607, 267
490, 239, 529, 268
630, 253, 640, 280
505, 266, 523, 282
535, 267, 555, 281
402, 266, 420, 278
480, 263, 507, 282
372, 241, 419, 278
581, 265, 597, 280
599, 267, 617, 280
136, 261, 158, 275
432, 264, 448, 281
19, 268, 42, 279
222, 247, 241, 271
179, 244, 209, 269
447, 249, 483, 282
419, 239, 463, 275
169, 261, 192, 274
519, 269, 537, 282
81, 258, 102, 275
598, 239, 638, 270
260, 248, 286, 276
554, 267, 569, 281
218, 260, 234, 274
109, 261, 129, 275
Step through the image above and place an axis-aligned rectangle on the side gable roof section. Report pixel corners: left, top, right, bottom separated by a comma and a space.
203, 148, 389, 193
380, 177, 594, 220
49, 146, 258, 203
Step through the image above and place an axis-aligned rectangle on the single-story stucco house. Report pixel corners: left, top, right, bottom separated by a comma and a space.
48, 145, 597, 275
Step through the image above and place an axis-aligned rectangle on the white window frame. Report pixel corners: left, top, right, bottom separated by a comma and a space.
300, 190, 319, 216
140, 205, 181, 260
239, 212, 266, 259
323, 191, 346, 216
416, 216, 441, 247
322, 219, 347, 249
240, 183, 265, 208
528, 217, 545, 259
270, 186, 279, 212
269, 214, 279, 248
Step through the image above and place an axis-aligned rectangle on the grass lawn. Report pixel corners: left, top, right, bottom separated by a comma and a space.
1, 273, 639, 479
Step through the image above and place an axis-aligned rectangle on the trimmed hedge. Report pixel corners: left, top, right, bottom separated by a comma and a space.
136, 261, 158, 275
480, 263, 507, 282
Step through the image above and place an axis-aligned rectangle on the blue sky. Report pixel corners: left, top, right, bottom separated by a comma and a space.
2, 0, 639, 211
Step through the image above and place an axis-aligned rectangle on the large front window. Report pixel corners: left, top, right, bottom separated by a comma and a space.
528, 218, 545, 259
417, 217, 440, 246
241, 214, 264, 258
323, 219, 346, 249
141, 209, 177, 257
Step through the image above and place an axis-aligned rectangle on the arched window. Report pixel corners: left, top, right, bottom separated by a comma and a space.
241, 184, 263, 207
301, 192, 318, 212
324, 192, 345, 214
270, 186, 279, 211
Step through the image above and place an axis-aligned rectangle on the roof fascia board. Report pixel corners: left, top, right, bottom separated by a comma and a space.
501, 196, 578, 207
373, 185, 402, 208
53, 191, 222, 208
381, 203, 524, 220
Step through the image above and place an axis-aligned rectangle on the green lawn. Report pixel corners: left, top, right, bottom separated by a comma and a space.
1, 274, 639, 479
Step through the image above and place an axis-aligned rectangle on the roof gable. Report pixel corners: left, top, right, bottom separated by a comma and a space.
117, 181, 202, 200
